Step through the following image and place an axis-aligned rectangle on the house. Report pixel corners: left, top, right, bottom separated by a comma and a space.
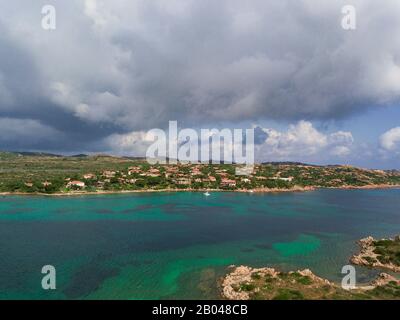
141, 173, 160, 177
96, 181, 105, 188
271, 177, 294, 182
208, 176, 217, 182
217, 172, 229, 178
83, 173, 96, 180
42, 181, 52, 187
102, 171, 116, 178
221, 179, 237, 187
191, 167, 202, 176
67, 180, 86, 188
236, 166, 254, 176
128, 167, 141, 175
174, 178, 191, 185
24, 182, 33, 187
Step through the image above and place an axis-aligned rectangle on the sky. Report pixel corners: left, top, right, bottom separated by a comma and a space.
0, 0, 400, 168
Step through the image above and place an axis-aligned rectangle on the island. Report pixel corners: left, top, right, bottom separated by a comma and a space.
0, 152, 400, 195
221, 235, 400, 300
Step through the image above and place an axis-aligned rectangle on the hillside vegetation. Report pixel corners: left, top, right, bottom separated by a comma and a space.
0, 152, 399, 194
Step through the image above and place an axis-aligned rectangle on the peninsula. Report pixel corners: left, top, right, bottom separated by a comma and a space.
221, 235, 400, 300
351, 236, 400, 272
221, 265, 400, 300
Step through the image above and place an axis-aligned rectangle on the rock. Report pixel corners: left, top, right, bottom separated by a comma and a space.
351, 235, 400, 272
221, 265, 400, 300
221, 265, 280, 300
371, 273, 400, 287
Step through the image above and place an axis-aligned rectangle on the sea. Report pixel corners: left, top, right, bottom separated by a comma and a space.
0, 189, 399, 299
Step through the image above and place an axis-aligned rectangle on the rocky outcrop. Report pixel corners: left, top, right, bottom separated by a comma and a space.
221, 265, 332, 300
222, 266, 277, 300
350, 236, 400, 272
371, 273, 400, 287
221, 265, 400, 300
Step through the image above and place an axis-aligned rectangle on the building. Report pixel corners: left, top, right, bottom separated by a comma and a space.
191, 167, 202, 176
271, 177, 294, 182
221, 179, 237, 187
103, 171, 116, 178
174, 178, 191, 185
42, 181, 52, 187
67, 181, 86, 188
128, 166, 141, 175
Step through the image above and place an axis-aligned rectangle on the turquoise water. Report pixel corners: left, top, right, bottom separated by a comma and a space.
0, 189, 399, 299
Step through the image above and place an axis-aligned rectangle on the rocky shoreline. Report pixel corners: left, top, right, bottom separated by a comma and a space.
222, 266, 332, 300
221, 235, 400, 300
350, 236, 400, 272
221, 265, 400, 300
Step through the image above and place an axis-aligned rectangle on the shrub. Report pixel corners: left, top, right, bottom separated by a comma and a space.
273, 289, 304, 300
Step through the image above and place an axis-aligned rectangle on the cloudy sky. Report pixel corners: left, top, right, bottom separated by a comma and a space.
0, 0, 400, 168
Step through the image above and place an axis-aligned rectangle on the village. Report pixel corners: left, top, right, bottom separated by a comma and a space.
0, 153, 395, 194
31, 163, 296, 193
1, 152, 399, 194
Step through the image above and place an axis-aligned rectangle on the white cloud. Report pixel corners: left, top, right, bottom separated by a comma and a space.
331, 145, 351, 157
255, 121, 354, 161
104, 120, 357, 164
380, 127, 400, 151
103, 130, 155, 156
329, 131, 354, 146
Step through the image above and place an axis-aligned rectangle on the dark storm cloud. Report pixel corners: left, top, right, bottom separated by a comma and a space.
0, 0, 400, 153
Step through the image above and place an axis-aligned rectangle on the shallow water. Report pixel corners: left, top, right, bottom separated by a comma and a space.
0, 189, 399, 299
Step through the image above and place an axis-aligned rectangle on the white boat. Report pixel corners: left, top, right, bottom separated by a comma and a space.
204, 192, 211, 196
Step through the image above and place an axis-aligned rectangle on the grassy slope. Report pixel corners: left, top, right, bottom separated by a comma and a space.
1, 152, 400, 193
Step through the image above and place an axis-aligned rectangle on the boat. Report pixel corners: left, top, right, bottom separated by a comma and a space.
204, 192, 211, 196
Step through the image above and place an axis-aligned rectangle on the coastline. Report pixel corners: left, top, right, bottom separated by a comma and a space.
221, 265, 400, 300
222, 235, 400, 300
1, 184, 400, 197
351, 236, 400, 273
